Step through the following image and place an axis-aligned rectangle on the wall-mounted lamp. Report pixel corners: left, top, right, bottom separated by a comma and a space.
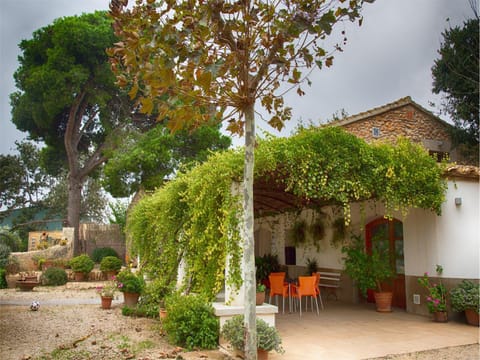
454, 197, 462, 206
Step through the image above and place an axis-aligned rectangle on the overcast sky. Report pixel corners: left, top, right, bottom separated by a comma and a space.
0, 0, 475, 154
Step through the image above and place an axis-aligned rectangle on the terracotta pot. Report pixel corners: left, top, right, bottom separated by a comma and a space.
257, 349, 269, 360
16, 280, 39, 292
104, 270, 118, 280
159, 308, 167, 319
41, 261, 55, 271
465, 308, 480, 326
101, 296, 113, 310
74, 272, 86, 282
374, 291, 393, 312
433, 311, 448, 322
23, 275, 38, 282
256, 291, 266, 305
6, 275, 20, 289
123, 292, 140, 307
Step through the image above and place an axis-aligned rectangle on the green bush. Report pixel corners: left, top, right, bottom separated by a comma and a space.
0, 243, 11, 269
100, 256, 123, 272
69, 254, 95, 274
92, 247, 119, 263
450, 280, 480, 313
116, 269, 145, 293
121, 302, 158, 318
41, 267, 68, 286
163, 293, 219, 350
0, 269, 7, 289
221, 315, 284, 353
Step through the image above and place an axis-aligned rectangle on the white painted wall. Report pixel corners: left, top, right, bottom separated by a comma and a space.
404, 179, 480, 279
254, 178, 479, 281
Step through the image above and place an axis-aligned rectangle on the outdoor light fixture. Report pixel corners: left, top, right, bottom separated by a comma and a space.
454, 197, 462, 206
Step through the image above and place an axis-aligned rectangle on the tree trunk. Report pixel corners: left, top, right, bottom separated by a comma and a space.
243, 104, 257, 360
67, 173, 83, 256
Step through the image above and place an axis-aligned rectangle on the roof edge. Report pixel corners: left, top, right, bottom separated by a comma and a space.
334, 96, 453, 128
444, 165, 480, 180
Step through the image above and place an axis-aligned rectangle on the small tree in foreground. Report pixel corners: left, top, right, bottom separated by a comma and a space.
109, 1, 373, 357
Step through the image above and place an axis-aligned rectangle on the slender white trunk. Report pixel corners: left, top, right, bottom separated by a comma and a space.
243, 104, 257, 359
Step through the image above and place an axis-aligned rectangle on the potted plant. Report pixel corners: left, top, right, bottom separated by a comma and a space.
450, 280, 480, 326
159, 299, 167, 319
16, 271, 39, 291
417, 265, 448, 322
5, 255, 20, 288
306, 257, 318, 275
99, 256, 122, 279
69, 254, 94, 281
116, 268, 145, 307
222, 315, 284, 359
96, 278, 121, 309
342, 234, 394, 312
256, 283, 266, 305
255, 254, 280, 288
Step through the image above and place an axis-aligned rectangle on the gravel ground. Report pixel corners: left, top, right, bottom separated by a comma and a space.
0, 283, 229, 360
366, 344, 479, 360
0, 283, 478, 360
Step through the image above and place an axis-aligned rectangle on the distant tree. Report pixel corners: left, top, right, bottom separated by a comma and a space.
432, 8, 479, 149
103, 124, 231, 197
43, 172, 108, 223
110, 0, 371, 357
108, 200, 128, 233
10, 12, 133, 255
0, 226, 23, 252
0, 141, 50, 210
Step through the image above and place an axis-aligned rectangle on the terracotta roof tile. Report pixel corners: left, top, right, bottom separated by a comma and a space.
333, 96, 452, 128
444, 165, 480, 179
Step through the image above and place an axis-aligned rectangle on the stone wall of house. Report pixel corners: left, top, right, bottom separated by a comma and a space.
341, 104, 451, 143
340, 104, 457, 161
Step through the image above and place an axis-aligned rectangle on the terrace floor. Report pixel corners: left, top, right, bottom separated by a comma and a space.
268, 300, 479, 360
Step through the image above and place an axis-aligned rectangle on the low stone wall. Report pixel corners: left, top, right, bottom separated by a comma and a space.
10, 244, 72, 272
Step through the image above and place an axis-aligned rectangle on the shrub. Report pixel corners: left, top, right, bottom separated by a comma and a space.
121, 301, 158, 318
5, 255, 20, 274
221, 315, 284, 353
450, 280, 480, 313
163, 293, 219, 350
69, 254, 95, 274
100, 256, 122, 272
41, 267, 68, 286
0, 269, 7, 289
116, 268, 145, 293
0, 243, 11, 269
92, 247, 119, 263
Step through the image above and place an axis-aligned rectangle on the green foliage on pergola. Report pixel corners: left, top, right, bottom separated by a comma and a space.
127, 127, 447, 300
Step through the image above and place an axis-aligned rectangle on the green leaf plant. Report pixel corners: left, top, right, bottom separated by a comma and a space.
127, 127, 446, 302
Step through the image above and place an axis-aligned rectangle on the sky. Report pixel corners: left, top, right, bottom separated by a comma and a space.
0, 0, 475, 155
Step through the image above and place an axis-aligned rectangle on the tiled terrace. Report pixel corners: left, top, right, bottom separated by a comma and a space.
268, 301, 479, 360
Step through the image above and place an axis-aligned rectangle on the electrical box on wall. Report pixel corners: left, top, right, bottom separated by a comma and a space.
413, 294, 421, 305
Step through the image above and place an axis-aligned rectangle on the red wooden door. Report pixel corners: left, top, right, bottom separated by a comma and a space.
365, 218, 406, 309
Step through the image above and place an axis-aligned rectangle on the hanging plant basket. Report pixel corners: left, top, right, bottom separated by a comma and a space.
290, 220, 307, 246
331, 217, 346, 247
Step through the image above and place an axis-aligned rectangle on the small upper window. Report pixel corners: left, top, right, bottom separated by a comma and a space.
372, 127, 380, 138
429, 150, 448, 162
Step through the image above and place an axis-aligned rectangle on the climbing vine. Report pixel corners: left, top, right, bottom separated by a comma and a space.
127, 127, 447, 300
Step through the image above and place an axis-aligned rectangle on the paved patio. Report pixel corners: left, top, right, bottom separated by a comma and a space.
268, 301, 479, 360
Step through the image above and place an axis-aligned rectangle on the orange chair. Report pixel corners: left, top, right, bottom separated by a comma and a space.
264, 272, 285, 290
312, 272, 324, 310
268, 274, 290, 314
291, 276, 320, 316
